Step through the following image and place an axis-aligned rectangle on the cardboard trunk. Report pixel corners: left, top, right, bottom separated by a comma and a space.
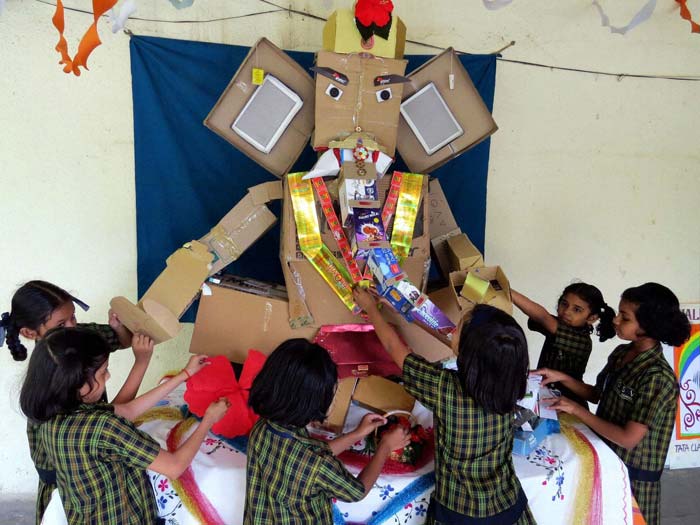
312, 51, 407, 156
190, 275, 317, 363
204, 38, 315, 178
396, 48, 498, 174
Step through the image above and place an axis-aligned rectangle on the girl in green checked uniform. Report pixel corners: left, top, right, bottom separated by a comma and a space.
512, 283, 616, 407
537, 282, 690, 525
19, 327, 231, 525
244, 338, 411, 525
354, 287, 536, 525
1, 281, 153, 525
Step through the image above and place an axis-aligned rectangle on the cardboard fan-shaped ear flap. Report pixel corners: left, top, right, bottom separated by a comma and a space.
109, 296, 180, 344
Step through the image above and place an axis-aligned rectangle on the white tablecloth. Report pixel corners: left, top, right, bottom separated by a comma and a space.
43, 383, 633, 525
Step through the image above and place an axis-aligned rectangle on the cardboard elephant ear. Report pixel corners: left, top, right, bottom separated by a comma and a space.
109, 296, 180, 344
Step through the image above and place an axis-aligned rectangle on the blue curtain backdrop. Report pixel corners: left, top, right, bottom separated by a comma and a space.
130, 35, 497, 321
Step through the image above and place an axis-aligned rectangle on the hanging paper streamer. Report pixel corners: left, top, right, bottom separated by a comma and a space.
482, 0, 515, 10
677, 0, 700, 33
109, 0, 137, 34
288, 173, 360, 313
391, 173, 423, 261
592, 0, 656, 35
52, 0, 118, 76
168, 0, 195, 9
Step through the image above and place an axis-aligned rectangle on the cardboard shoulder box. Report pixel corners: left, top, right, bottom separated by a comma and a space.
396, 47, 498, 174
204, 38, 315, 178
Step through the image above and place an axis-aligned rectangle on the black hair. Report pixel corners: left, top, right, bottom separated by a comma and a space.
560, 282, 616, 342
248, 338, 338, 428
1, 281, 73, 361
621, 282, 691, 347
19, 327, 110, 423
456, 305, 529, 415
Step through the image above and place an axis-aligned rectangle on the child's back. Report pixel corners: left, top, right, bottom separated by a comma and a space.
40, 403, 161, 524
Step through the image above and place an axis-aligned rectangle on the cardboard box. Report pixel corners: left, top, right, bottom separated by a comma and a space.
396, 48, 498, 174
428, 178, 460, 239
312, 51, 407, 156
513, 416, 552, 456
189, 275, 317, 363
367, 247, 405, 288
200, 181, 283, 276
280, 175, 430, 328
204, 38, 315, 178
447, 233, 483, 272
353, 376, 415, 414
111, 241, 214, 343
324, 377, 358, 434
323, 8, 406, 59
449, 266, 513, 315
352, 208, 389, 251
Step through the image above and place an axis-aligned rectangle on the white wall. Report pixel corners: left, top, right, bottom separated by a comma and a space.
1, 0, 698, 496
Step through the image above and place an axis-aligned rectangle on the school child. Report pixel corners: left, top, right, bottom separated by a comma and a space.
19, 326, 230, 525
244, 338, 411, 524
354, 287, 536, 525
537, 282, 690, 525
512, 282, 616, 405
0, 280, 154, 523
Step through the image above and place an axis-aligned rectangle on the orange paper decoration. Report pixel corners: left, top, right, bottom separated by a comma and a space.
677, 0, 700, 34
52, 0, 118, 75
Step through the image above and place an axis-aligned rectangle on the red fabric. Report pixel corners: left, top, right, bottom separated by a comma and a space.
314, 324, 402, 379
184, 352, 266, 438
355, 0, 394, 28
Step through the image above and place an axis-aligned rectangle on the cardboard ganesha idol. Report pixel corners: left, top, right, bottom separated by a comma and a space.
112, 0, 504, 435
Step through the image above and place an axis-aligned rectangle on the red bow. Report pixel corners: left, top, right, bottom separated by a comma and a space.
355, 0, 394, 28
184, 352, 266, 438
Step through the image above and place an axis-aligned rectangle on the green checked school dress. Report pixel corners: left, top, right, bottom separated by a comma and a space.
594, 343, 678, 525
530, 319, 592, 406
244, 419, 365, 524
38, 403, 161, 525
402, 354, 536, 525
28, 323, 121, 525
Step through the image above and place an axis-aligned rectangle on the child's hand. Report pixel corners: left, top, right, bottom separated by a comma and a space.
131, 333, 154, 362
203, 397, 231, 423
355, 413, 387, 438
545, 396, 583, 417
532, 368, 566, 387
108, 309, 123, 331
184, 355, 210, 377
378, 423, 411, 453
352, 286, 379, 314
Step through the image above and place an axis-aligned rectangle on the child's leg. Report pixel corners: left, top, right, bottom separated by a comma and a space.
631, 479, 660, 525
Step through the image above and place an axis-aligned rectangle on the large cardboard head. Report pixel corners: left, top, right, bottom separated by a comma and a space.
312, 51, 408, 156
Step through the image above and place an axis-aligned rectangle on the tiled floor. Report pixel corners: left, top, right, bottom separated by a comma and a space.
1, 468, 698, 524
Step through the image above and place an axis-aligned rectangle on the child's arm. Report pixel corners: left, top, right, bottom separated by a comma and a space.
111, 333, 154, 404
535, 367, 600, 403
548, 397, 648, 450
114, 355, 210, 421
148, 397, 230, 479
356, 424, 411, 494
511, 289, 558, 334
109, 309, 134, 349
353, 287, 411, 369
328, 413, 386, 456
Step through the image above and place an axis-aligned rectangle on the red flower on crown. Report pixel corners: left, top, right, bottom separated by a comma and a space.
355, 0, 394, 28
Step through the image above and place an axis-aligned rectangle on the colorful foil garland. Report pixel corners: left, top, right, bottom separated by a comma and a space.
288, 173, 359, 313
